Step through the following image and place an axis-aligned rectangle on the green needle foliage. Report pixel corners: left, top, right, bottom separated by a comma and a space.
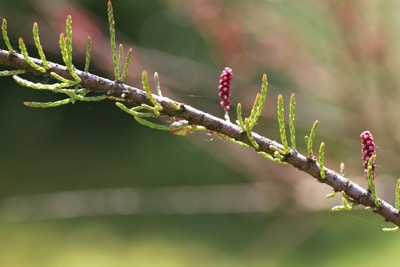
32, 22, 49, 70
154, 72, 162, 97
107, 0, 132, 82
59, 16, 81, 83
306, 120, 319, 158
331, 192, 354, 211
108, 0, 118, 79
244, 118, 259, 149
318, 142, 326, 179
115, 102, 158, 117
235, 74, 268, 150
1, 18, 13, 52
0, 69, 25, 76
289, 93, 296, 151
84, 37, 92, 72
277, 94, 289, 153
236, 103, 245, 129
396, 179, 400, 210
18, 37, 46, 73
248, 74, 268, 129
340, 162, 345, 176
120, 48, 133, 81
13, 75, 74, 91
142, 70, 162, 113
367, 155, 380, 208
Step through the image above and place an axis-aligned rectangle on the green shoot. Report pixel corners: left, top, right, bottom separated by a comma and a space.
24, 99, 75, 108
396, 179, 400, 210
248, 73, 268, 129
167, 100, 182, 111
326, 191, 336, 198
236, 103, 245, 129
84, 37, 92, 72
258, 151, 283, 163
134, 117, 176, 131
154, 72, 162, 97
277, 94, 289, 153
142, 70, 162, 114
32, 22, 49, 70
132, 117, 203, 134
61, 16, 81, 83
119, 47, 133, 82
13, 75, 73, 91
340, 162, 345, 176
59, 33, 80, 82
289, 93, 296, 150
50, 72, 75, 83
0, 70, 26, 76
269, 146, 288, 164
59, 33, 68, 63
115, 102, 158, 117
108, 0, 119, 80
318, 142, 326, 179
2, 18, 13, 52
65, 15, 73, 59
306, 120, 319, 158
366, 155, 379, 208
18, 37, 46, 73
332, 192, 354, 211
244, 118, 259, 149
62, 89, 107, 102
117, 44, 123, 80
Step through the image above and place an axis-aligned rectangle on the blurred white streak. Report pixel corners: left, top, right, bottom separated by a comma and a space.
0, 184, 280, 221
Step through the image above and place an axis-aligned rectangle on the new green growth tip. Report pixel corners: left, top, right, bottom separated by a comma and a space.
58, 17, 80, 83
305, 120, 319, 158
318, 142, 326, 179
84, 37, 92, 72
248, 74, 268, 129
2, 18, 13, 52
396, 179, 400, 210
33, 22, 49, 70
289, 93, 296, 150
277, 94, 289, 153
366, 155, 380, 208
18, 37, 46, 73
106, 1, 132, 82
142, 70, 162, 114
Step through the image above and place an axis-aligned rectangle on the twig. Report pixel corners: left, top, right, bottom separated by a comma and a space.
1, 48, 400, 227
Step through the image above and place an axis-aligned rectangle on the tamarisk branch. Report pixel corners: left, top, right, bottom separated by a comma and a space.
1, 48, 400, 227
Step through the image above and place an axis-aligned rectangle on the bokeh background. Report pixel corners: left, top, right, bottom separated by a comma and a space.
1, 0, 400, 266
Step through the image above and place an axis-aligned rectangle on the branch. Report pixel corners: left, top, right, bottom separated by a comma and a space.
1, 48, 400, 227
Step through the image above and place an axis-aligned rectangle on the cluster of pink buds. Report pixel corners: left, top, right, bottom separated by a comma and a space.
218, 67, 233, 112
360, 130, 376, 178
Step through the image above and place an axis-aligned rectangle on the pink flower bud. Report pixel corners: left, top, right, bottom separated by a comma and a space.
360, 130, 376, 178
218, 67, 232, 111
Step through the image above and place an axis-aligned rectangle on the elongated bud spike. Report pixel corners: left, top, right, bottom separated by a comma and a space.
218, 67, 233, 112
360, 130, 376, 179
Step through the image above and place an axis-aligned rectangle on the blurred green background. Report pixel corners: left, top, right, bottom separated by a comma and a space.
1, 0, 400, 266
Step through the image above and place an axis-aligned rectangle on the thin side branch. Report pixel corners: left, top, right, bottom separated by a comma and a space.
1, 48, 399, 227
